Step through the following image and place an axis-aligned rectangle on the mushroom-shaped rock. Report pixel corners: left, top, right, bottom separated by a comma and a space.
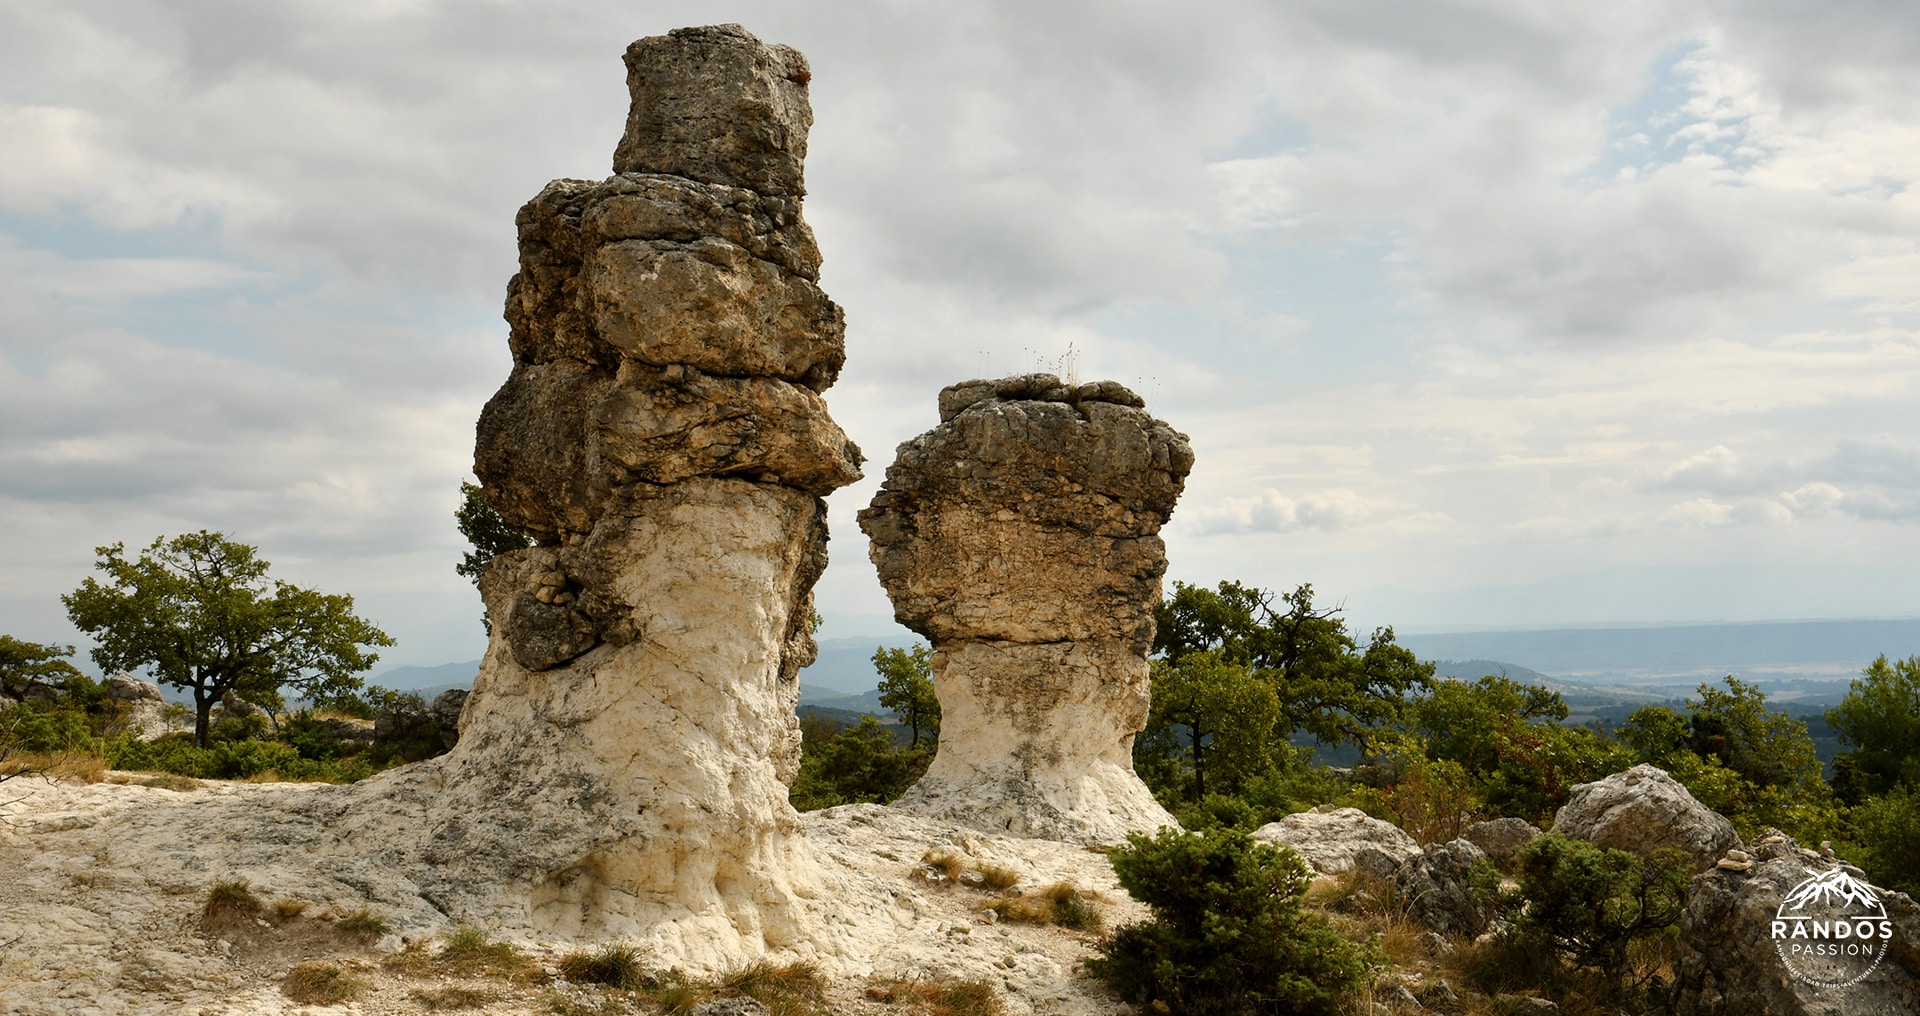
1551, 764, 1740, 872
389, 24, 860, 971
858, 375, 1191, 843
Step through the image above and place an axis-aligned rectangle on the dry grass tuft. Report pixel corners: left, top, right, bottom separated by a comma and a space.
202, 879, 263, 925
987, 882, 1102, 931
976, 862, 1021, 891
866, 978, 1004, 1016
282, 961, 367, 1004
332, 906, 391, 941
409, 984, 497, 1010
922, 849, 967, 882
270, 898, 309, 921
436, 926, 542, 981
557, 944, 647, 989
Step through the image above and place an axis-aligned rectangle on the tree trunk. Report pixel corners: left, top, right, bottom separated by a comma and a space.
192, 690, 211, 748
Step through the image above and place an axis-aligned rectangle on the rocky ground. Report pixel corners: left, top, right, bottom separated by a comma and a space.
0, 774, 1144, 1015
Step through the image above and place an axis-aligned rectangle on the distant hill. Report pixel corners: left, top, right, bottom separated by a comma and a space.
1397, 618, 1917, 705
799, 635, 922, 695
1430, 659, 1553, 685
369, 660, 480, 692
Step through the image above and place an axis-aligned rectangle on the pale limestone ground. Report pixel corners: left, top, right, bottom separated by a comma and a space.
0, 776, 1144, 1016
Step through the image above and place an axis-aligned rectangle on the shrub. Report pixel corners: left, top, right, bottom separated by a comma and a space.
282, 961, 366, 1004
435, 926, 540, 981
789, 715, 931, 810
1842, 783, 1920, 897
866, 978, 1002, 1016
1089, 827, 1373, 1015
1513, 832, 1690, 992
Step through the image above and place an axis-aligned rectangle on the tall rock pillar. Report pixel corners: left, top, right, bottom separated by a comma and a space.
859, 375, 1192, 843
419, 25, 860, 970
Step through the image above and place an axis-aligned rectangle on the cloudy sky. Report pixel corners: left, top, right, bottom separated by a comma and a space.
5, 0, 1920, 670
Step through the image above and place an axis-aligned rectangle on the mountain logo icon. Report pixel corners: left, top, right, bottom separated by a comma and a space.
1771, 865, 1893, 990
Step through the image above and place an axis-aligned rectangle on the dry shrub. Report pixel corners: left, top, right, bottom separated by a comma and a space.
866, 977, 1004, 1016
282, 961, 366, 1004
721, 961, 827, 1014
271, 898, 309, 921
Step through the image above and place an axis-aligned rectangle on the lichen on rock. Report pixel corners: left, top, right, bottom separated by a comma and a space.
859, 374, 1192, 843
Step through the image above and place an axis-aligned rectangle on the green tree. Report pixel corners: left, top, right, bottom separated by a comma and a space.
788, 714, 931, 810
1410, 674, 1569, 778
1090, 827, 1374, 1015
1513, 833, 1692, 993
455, 480, 533, 632
1153, 580, 1433, 754
63, 532, 393, 748
1138, 649, 1280, 804
873, 644, 938, 748
0, 636, 85, 702
1827, 654, 1920, 801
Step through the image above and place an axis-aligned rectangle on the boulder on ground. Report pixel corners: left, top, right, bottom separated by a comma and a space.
1551, 764, 1739, 872
1462, 817, 1541, 872
1251, 806, 1420, 876
1671, 846, 1920, 1015
103, 672, 164, 703
1396, 838, 1495, 937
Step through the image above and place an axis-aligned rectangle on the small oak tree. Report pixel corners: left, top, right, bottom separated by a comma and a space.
0, 635, 85, 702
63, 531, 393, 747
873, 644, 938, 748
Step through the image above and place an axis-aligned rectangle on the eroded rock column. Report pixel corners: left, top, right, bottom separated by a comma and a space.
858, 375, 1192, 843
413, 25, 859, 969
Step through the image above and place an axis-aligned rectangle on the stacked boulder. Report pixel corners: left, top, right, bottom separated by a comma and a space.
859, 375, 1191, 842
361, 25, 861, 969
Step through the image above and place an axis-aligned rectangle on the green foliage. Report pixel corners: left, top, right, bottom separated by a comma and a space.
788, 715, 931, 810
63, 531, 392, 747
1364, 733, 1480, 845
0, 635, 87, 702
1840, 783, 1920, 898
1138, 650, 1281, 805
1513, 833, 1691, 991
1410, 674, 1569, 777
1619, 677, 1832, 838
1827, 654, 1920, 802
1479, 720, 1635, 824
0, 702, 103, 756
103, 731, 377, 783
874, 643, 939, 748
1090, 827, 1374, 1016
455, 480, 533, 632
1154, 581, 1433, 753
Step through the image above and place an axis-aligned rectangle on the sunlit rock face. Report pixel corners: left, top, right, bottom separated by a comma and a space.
424, 23, 861, 969
859, 374, 1191, 843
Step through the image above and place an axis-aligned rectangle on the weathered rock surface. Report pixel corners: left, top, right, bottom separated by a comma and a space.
424, 22, 862, 971
1252, 806, 1421, 876
1551, 764, 1740, 872
1396, 838, 1495, 937
859, 375, 1192, 843
1671, 836, 1920, 1015
102, 671, 188, 741
0, 779, 1143, 1015
1462, 816, 1541, 872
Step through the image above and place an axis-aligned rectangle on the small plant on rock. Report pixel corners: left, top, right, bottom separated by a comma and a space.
202, 879, 263, 927
333, 906, 391, 941
991, 882, 1102, 931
